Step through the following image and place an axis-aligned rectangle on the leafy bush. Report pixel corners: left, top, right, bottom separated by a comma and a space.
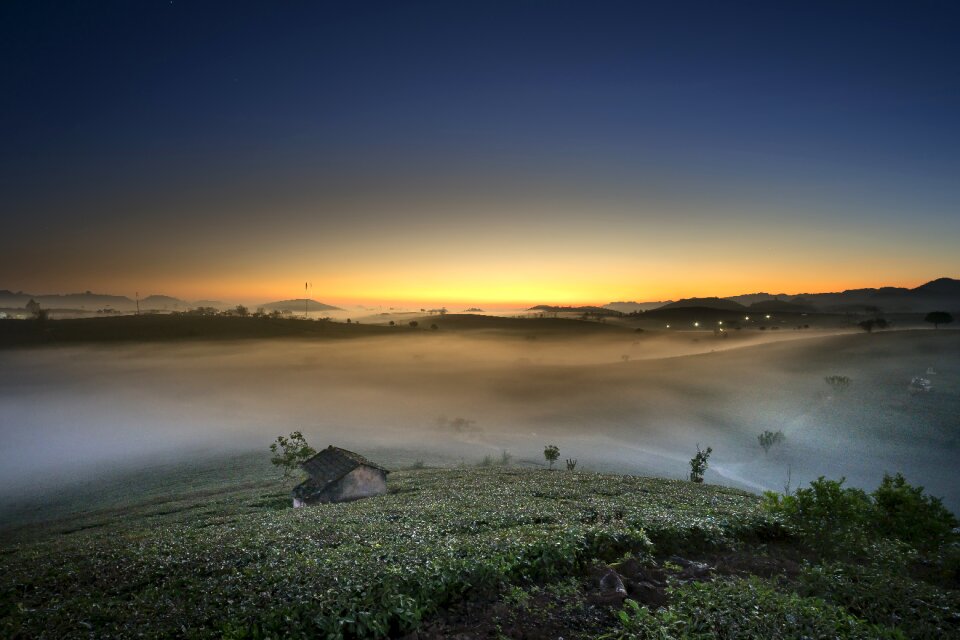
765, 475, 958, 556
796, 561, 960, 639
763, 477, 872, 554
606, 577, 901, 639
871, 473, 958, 550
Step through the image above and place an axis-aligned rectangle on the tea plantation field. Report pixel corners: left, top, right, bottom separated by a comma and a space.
1, 461, 957, 639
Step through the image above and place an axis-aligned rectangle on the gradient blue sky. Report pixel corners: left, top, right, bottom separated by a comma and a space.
1, 0, 958, 304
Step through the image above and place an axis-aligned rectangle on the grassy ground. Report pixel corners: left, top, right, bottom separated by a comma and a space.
1, 456, 957, 639
0, 313, 635, 348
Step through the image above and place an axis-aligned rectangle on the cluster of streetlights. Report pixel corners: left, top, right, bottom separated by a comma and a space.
666, 313, 773, 329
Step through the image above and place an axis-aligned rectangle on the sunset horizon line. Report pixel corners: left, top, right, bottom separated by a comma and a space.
3, 274, 955, 310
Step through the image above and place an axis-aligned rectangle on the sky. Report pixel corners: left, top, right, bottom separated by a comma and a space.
1, 0, 958, 306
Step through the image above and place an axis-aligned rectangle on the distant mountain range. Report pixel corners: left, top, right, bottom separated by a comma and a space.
657, 297, 747, 312
0, 291, 343, 313
3, 278, 957, 316
528, 305, 617, 314
604, 300, 673, 313
604, 278, 960, 315
259, 299, 341, 312
0, 290, 143, 311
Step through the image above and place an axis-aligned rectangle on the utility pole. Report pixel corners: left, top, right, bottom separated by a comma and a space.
136, 291, 140, 316
304, 282, 311, 318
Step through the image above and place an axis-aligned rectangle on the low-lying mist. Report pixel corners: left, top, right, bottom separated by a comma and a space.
1, 328, 957, 513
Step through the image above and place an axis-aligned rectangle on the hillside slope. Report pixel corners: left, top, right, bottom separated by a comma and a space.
1, 462, 956, 639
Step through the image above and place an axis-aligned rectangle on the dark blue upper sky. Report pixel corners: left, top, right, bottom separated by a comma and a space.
1, 0, 958, 302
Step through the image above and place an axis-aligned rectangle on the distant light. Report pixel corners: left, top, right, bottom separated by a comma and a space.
694, 321, 699, 327
765, 314, 771, 319
718, 321, 723, 325
745, 316, 750, 320
666, 324, 670, 328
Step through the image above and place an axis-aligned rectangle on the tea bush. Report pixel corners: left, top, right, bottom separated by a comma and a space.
872, 472, 958, 551
764, 475, 958, 557
796, 560, 960, 639
0, 468, 768, 639
763, 477, 872, 555
606, 577, 902, 639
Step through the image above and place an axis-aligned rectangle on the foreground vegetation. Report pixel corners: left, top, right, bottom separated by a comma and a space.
1, 461, 957, 639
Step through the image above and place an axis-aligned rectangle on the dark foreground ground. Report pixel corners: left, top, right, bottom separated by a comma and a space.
1, 456, 957, 639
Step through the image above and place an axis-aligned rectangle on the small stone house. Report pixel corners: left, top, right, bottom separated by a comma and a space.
292, 446, 389, 508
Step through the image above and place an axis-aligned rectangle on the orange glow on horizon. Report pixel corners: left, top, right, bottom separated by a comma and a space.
106, 271, 944, 309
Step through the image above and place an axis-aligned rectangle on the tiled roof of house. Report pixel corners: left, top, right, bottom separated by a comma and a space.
301, 445, 388, 485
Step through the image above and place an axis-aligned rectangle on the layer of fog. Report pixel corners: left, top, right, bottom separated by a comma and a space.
0, 329, 957, 513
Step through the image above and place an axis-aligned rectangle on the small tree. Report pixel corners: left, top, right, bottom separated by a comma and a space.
409, 320, 419, 327
858, 318, 888, 333
234, 304, 249, 317
500, 449, 513, 466
566, 458, 578, 471
924, 311, 953, 329
543, 444, 560, 469
824, 375, 851, 391
269, 431, 316, 480
758, 429, 785, 454
689, 444, 712, 483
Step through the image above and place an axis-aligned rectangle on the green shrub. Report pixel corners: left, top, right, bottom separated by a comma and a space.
871, 473, 957, 550
765, 474, 959, 556
606, 577, 902, 639
763, 477, 873, 554
796, 560, 960, 639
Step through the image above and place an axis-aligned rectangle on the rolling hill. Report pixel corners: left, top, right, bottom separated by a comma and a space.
259, 298, 342, 312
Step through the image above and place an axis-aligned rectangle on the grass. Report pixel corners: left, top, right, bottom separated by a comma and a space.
2, 458, 957, 639
0, 313, 633, 349
0, 315, 395, 347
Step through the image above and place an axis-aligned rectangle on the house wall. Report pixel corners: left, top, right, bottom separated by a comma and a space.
333, 466, 388, 502
304, 465, 386, 505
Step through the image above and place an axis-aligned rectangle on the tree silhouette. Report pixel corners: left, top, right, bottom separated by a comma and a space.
924, 311, 953, 329
758, 430, 785, 454
858, 318, 888, 333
